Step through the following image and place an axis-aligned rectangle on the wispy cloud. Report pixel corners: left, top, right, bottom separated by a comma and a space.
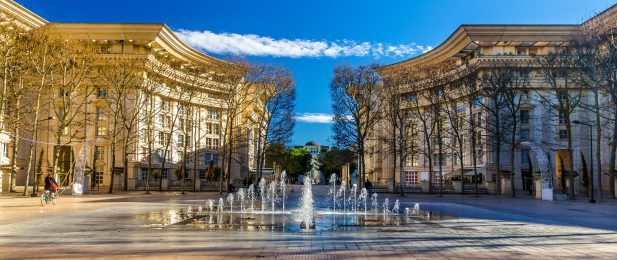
295, 113, 334, 123
176, 29, 432, 58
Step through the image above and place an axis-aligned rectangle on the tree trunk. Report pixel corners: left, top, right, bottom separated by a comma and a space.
610, 115, 617, 199
594, 91, 603, 201
566, 119, 575, 200
225, 125, 234, 191
510, 136, 516, 197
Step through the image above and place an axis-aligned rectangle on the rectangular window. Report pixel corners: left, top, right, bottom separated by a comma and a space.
521, 149, 530, 165
161, 169, 168, 179
212, 138, 219, 149
520, 110, 529, 125
159, 131, 170, 146
161, 99, 170, 112
559, 129, 568, 139
94, 146, 105, 162
96, 124, 107, 136
433, 153, 445, 166
96, 107, 106, 121
474, 96, 483, 109
520, 129, 530, 139
208, 110, 218, 120
1, 144, 8, 158
94, 167, 104, 184
558, 110, 567, 125
100, 45, 111, 54
178, 134, 185, 148
404, 171, 418, 185
212, 153, 219, 165
199, 170, 206, 179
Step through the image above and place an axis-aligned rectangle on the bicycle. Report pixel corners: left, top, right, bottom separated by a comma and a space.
40, 190, 57, 206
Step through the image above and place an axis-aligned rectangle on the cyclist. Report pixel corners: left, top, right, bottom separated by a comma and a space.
44, 174, 58, 195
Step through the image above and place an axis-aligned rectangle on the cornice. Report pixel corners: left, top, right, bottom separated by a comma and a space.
383, 25, 578, 70
0, 0, 47, 29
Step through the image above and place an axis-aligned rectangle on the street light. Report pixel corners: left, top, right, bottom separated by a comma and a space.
573, 120, 595, 203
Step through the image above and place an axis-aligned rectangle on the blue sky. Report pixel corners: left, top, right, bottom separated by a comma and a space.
18, 0, 616, 146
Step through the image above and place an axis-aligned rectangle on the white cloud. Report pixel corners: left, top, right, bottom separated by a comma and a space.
295, 113, 334, 123
176, 29, 432, 58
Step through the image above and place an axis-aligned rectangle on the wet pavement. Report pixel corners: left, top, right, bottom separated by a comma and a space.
1, 185, 616, 259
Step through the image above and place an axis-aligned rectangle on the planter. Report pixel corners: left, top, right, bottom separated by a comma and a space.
194, 178, 201, 191
485, 182, 496, 194
453, 181, 463, 193
161, 179, 169, 191
534, 179, 542, 199
0, 171, 8, 193
501, 177, 511, 195
421, 180, 430, 193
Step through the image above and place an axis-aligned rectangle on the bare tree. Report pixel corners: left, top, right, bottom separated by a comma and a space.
536, 47, 583, 200
98, 58, 142, 193
211, 59, 254, 193
251, 64, 296, 182
330, 64, 384, 188
45, 41, 95, 194
380, 65, 420, 196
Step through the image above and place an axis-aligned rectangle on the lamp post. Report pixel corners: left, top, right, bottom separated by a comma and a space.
573, 120, 595, 203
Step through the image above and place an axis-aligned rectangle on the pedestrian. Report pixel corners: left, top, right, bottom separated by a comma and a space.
365, 179, 372, 195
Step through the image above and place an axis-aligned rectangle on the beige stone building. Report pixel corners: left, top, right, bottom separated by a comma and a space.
0, 0, 263, 192
368, 5, 617, 198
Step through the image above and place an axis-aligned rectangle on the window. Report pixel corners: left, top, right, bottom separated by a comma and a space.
100, 45, 111, 54
94, 146, 105, 162
161, 99, 170, 112
474, 112, 482, 128
159, 131, 170, 146
405, 171, 418, 185
405, 94, 417, 101
1, 143, 8, 158
518, 71, 530, 78
476, 131, 482, 146
516, 47, 528, 56
178, 104, 187, 115
208, 110, 218, 120
161, 169, 168, 179
433, 153, 445, 166
521, 149, 530, 165
520, 129, 530, 139
199, 170, 206, 179
94, 167, 104, 184
520, 110, 530, 125
474, 96, 483, 109
159, 115, 171, 129
477, 149, 484, 164
212, 153, 219, 165
96, 107, 106, 121
559, 129, 568, 139
178, 134, 185, 148
96, 125, 107, 136
212, 138, 219, 149
140, 168, 148, 181
97, 87, 107, 98
558, 110, 566, 125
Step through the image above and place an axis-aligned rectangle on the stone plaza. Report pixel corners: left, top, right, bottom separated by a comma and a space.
1, 186, 616, 259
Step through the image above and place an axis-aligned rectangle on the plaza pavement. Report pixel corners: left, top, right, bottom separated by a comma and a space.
0, 185, 616, 259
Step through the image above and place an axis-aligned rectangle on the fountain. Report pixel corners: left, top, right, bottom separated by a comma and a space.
259, 178, 266, 211
207, 199, 214, 212
392, 199, 400, 214
383, 198, 390, 215
338, 181, 347, 212
300, 176, 314, 229
151, 178, 449, 233
371, 193, 378, 212
237, 188, 246, 212
280, 171, 287, 213
359, 188, 368, 215
227, 193, 234, 212
329, 174, 337, 212
247, 184, 255, 211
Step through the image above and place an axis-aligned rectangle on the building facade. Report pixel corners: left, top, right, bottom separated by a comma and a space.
368, 5, 617, 198
0, 0, 263, 192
